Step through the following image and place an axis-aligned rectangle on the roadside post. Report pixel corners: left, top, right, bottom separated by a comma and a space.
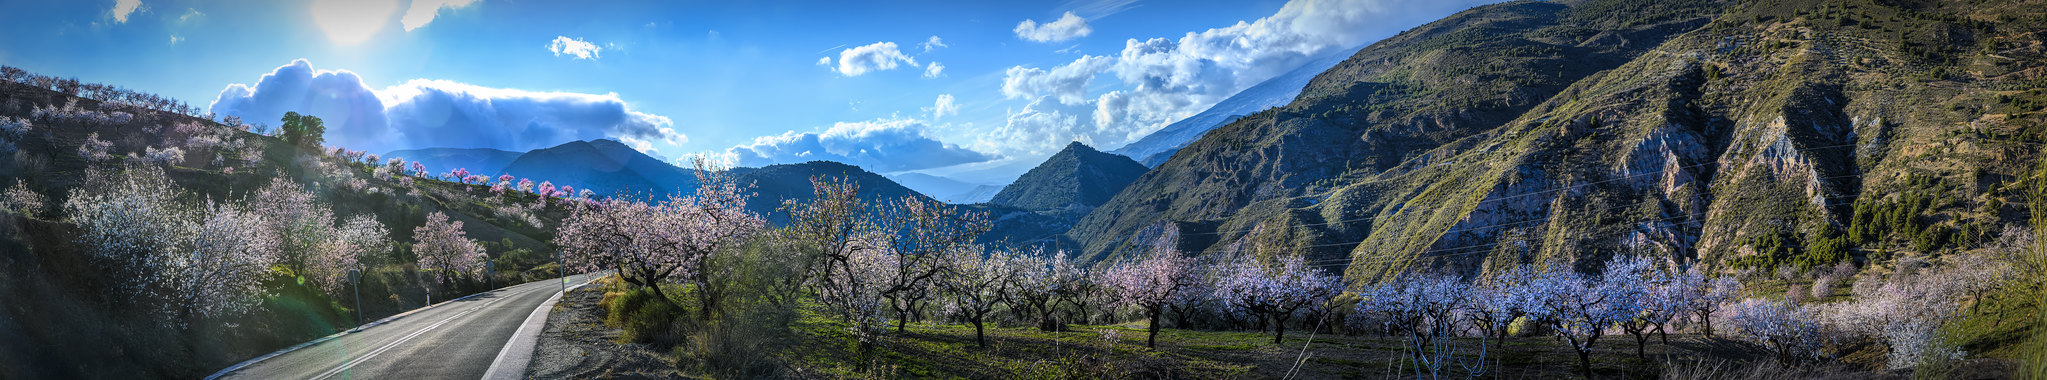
348, 269, 362, 327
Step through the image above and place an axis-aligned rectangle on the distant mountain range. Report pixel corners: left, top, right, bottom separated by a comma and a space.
384, 147, 523, 177
1109, 45, 1357, 167
887, 172, 1001, 204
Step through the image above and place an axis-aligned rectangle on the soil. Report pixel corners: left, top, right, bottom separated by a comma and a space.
524, 286, 686, 379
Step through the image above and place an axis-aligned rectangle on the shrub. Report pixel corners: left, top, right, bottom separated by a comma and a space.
602, 285, 687, 347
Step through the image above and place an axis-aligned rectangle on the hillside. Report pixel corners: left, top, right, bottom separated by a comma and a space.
1069, 0, 2047, 285
0, 76, 574, 378
989, 142, 1150, 213
497, 139, 698, 200
384, 147, 523, 177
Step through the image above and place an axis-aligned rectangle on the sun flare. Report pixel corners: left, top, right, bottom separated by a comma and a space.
309, 0, 398, 45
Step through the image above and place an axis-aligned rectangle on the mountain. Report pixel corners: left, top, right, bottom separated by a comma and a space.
496, 139, 698, 199
383, 147, 523, 177
730, 161, 928, 223
947, 184, 1003, 204
1070, 0, 2047, 282
990, 142, 1150, 213
1111, 46, 1356, 167
886, 172, 996, 204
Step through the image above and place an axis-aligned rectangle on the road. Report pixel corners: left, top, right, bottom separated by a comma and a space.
214, 273, 599, 380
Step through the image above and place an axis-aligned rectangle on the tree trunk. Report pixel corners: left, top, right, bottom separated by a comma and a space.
1633, 332, 1648, 359
1697, 310, 1714, 337
974, 318, 987, 347
1271, 313, 1291, 345
897, 315, 909, 334
1576, 348, 1594, 379
1147, 308, 1162, 348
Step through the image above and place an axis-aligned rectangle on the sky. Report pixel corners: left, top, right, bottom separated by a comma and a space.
0, 0, 1501, 184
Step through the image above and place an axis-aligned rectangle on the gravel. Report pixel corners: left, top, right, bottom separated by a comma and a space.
523, 286, 685, 379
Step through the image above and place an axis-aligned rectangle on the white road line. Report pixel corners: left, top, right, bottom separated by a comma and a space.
309, 283, 537, 380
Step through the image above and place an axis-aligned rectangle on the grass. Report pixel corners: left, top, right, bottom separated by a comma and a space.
760, 315, 1742, 379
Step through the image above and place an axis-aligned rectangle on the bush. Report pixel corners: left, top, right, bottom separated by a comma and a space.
602, 285, 687, 347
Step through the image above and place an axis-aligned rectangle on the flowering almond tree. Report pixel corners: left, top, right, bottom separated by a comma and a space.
1526, 256, 1653, 379
1214, 254, 1341, 344
938, 245, 1014, 347
875, 194, 991, 333
557, 160, 764, 317
1356, 271, 1466, 361
251, 178, 336, 277
307, 214, 392, 295
170, 201, 282, 321
780, 177, 892, 345
414, 211, 486, 288
1103, 244, 1196, 348
64, 165, 282, 326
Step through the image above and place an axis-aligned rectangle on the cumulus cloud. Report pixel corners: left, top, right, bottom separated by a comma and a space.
926, 94, 958, 119
726, 119, 997, 172
209, 59, 683, 154
816, 56, 832, 66
1014, 12, 1092, 43
835, 41, 918, 76
923, 62, 946, 78
400, 0, 479, 31
106, 0, 145, 23
1000, 55, 1111, 105
920, 36, 948, 52
989, 0, 1501, 153
985, 98, 1088, 154
549, 36, 602, 60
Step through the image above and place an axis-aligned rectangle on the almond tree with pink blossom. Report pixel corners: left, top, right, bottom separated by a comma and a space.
1214, 254, 1341, 344
874, 194, 991, 333
1102, 232, 1197, 348
557, 158, 765, 317
779, 176, 894, 346
414, 211, 486, 289
937, 245, 1013, 347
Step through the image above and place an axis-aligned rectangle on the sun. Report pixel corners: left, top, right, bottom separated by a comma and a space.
310, 0, 399, 45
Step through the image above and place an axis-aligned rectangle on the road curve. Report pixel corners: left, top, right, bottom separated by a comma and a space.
214, 273, 600, 380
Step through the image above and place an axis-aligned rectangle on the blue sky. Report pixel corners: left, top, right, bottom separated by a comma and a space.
0, 0, 1498, 184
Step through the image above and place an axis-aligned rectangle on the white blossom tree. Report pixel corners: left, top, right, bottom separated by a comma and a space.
414, 211, 486, 290
1214, 254, 1341, 344
937, 245, 1015, 347
1102, 233, 1197, 348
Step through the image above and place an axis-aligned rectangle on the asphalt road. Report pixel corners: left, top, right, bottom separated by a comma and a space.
215, 273, 599, 380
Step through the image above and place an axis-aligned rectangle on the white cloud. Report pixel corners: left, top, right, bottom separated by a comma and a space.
400, 0, 481, 31
1000, 55, 1111, 105
985, 98, 1087, 155
1014, 12, 1092, 43
168, 35, 183, 45
923, 62, 946, 78
926, 94, 959, 119
549, 36, 602, 60
209, 59, 682, 154
816, 56, 831, 66
726, 118, 997, 172
995, 0, 1504, 153
110, 0, 143, 23
176, 8, 202, 23
920, 36, 948, 52
835, 41, 918, 76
